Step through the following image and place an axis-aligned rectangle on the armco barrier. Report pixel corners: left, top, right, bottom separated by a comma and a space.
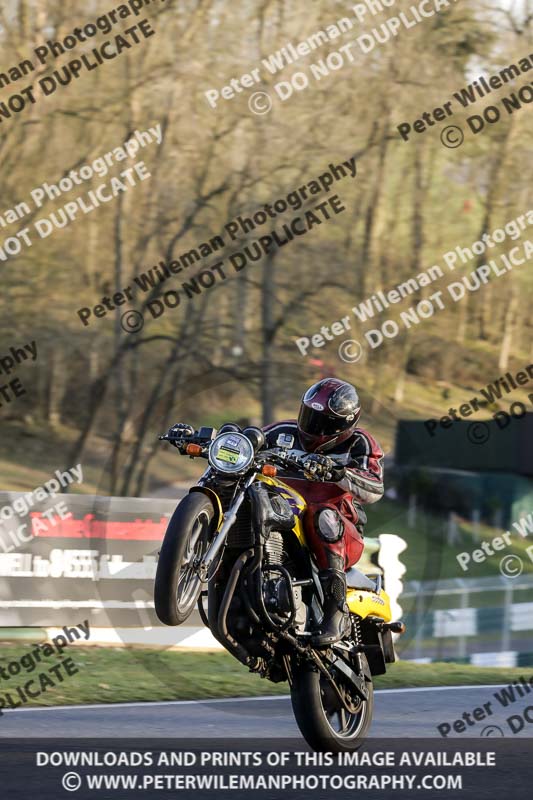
0, 491, 406, 643
0, 492, 183, 630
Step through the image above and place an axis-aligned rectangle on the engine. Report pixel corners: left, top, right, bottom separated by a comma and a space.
263, 531, 307, 629
264, 530, 288, 566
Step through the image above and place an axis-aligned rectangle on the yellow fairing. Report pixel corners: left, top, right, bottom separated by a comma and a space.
256, 474, 308, 547
347, 588, 392, 622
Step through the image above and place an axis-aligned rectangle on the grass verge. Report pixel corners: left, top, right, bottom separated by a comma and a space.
0, 645, 525, 710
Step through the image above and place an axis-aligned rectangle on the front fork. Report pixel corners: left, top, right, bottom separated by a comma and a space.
197, 474, 256, 582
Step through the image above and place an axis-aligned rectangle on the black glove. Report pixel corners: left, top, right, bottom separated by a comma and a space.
303, 454, 345, 481
167, 423, 194, 443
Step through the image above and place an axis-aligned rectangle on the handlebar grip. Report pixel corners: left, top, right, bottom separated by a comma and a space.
170, 423, 194, 436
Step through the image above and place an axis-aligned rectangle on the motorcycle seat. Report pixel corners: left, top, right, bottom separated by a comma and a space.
345, 566, 377, 591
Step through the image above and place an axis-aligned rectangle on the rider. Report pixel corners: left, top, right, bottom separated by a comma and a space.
263, 378, 384, 647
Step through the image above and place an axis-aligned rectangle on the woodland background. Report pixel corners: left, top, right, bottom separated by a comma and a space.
1, 0, 532, 497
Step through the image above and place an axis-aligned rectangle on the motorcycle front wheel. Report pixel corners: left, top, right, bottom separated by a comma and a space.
290, 655, 374, 752
154, 492, 215, 626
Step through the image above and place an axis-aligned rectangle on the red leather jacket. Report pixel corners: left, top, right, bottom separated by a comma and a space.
263, 420, 384, 505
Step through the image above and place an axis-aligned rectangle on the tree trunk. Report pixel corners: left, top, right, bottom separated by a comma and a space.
498, 286, 519, 371
261, 253, 276, 425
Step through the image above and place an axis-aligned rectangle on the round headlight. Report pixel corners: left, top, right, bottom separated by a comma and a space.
208, 432, 254, 474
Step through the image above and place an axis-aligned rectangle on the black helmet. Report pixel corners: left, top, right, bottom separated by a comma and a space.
297, 378, 361, 452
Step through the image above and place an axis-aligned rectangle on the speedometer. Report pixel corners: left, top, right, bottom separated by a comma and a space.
208, 432, 254, 474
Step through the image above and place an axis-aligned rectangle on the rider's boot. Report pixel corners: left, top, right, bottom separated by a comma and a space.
312, 552, 350, 648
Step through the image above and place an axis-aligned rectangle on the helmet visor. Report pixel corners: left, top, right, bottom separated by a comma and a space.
298, 405, 354, 438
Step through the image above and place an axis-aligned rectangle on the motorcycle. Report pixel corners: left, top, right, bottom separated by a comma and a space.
154, 422, 405, 752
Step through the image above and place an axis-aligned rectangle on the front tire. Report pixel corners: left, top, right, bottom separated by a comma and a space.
154, 492, 215, 626
290, 657, 374, 752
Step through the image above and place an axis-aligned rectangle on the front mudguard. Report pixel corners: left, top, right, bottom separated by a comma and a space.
189, 485, 223, 530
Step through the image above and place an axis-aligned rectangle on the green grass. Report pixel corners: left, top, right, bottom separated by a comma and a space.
0, 645, 525, 710
375, 661, 530, 689
366, 497, 533, 586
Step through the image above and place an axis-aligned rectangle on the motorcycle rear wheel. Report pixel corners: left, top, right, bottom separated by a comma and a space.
154, 493, 215, 626
290, 655, 374, 752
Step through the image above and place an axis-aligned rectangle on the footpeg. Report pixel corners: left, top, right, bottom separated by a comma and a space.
382, 621, 406, 635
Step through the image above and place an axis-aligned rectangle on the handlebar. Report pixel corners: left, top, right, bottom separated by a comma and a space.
158, 424, 209, 458
158, 424, 330, 480
255, 450, 327, 480
158, 423, 194, 442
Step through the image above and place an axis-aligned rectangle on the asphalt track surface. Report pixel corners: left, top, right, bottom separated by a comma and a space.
1, 686, 531, 739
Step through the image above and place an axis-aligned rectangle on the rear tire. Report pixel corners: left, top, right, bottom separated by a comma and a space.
154, 493, 215, 626
290, 656, 374, 752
